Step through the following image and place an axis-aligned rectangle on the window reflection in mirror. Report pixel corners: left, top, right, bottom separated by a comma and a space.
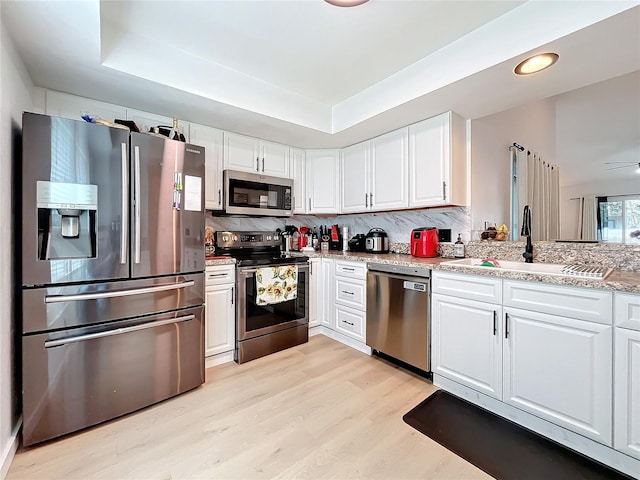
597, 195, 640, 244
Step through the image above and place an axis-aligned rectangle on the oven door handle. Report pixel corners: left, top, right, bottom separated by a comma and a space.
44, 314, 196, 348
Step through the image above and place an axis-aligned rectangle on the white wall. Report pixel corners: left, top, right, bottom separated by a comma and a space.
470, 98, 556, 236
0, 16, 37, 479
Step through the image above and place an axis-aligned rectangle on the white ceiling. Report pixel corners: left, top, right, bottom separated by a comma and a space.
1, 0, 639, 186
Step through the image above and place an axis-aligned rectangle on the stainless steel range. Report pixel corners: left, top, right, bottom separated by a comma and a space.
214, 231, 309, 364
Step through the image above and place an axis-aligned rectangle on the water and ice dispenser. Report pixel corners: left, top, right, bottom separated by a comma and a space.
36, 181, 98, 260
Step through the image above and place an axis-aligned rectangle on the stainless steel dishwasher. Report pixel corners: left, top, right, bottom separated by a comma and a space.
366, 263, 431, 372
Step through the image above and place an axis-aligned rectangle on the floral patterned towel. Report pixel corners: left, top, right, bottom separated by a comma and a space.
255, 265, 298, 306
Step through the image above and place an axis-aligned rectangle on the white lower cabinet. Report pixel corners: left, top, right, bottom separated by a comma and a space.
614, 292, 640, 460
432, 294, 502, 399
503, 307, 612, 444
205, 265, 235, 357
335, 305, 365, 341
433, 271, 615, 447
308, 258, 321, 328
320, 258, 335, 329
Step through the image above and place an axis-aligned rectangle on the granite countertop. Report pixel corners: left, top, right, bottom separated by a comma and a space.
204, 250, 640, 294
297, 251, 640, 294
205, 257, 236, 267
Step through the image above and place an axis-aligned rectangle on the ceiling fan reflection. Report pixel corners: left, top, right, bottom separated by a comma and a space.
604, 162, 640, 172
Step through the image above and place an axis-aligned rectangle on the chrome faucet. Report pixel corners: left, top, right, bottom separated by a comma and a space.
521, 205, 533, 263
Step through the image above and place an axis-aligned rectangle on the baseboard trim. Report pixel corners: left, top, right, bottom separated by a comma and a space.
1, 417, 21, 480
434, 375, 640, 478
205, 351, 234, 368
318, 326, 372, 355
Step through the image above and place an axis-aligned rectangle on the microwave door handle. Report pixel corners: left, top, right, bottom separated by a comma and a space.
120, 142, 128, 264
134, 146, 141, 264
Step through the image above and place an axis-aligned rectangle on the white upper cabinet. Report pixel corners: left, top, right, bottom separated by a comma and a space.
260, 140, 290, 177
223, 132, 290, 178
370, 128, 409, 211
408, 111, 467, 207
306, 149, 340, 214
223, 131, 259, 172
190, 123, 224, 210
290, 148, 306, 214
340, 141, 370, 213
340, 128, 408, 214
45, 90, 126, 123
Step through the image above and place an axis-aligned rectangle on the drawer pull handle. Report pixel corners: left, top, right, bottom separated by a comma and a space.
505, 313, 510, 339
342, 320, 354, 326
341, 290, 355, 295
208, 273, 229, 278
343, 267, 355, 272
493, 311, 497, 336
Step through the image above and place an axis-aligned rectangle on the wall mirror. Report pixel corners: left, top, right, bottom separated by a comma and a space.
509, 70, 640, 244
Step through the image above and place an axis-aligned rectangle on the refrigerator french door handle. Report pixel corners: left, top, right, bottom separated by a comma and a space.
134, 146, 141, 264
45, 280, 196, 303
44, 314, 196, 348
120, 142, 128, 264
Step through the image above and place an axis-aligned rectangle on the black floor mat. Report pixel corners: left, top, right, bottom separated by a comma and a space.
403, 390, 634, 480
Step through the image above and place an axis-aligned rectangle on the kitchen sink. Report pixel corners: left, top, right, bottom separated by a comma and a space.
441, 258, 611, 279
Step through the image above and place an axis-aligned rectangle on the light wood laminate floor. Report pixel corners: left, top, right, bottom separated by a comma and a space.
8, 335, 490, 479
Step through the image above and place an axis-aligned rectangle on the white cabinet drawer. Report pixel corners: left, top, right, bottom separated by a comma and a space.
615, 292, 640, 331
335, 278, 366, 310
503, 280, 612, 325
432, 271, 502, 304
335, 305, 365, 341
335, 261, 367, 280
206, 265, 235, 286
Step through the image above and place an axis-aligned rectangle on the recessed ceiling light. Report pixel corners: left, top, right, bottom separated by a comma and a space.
514, 53, 559, 75
325, 0, 369, 6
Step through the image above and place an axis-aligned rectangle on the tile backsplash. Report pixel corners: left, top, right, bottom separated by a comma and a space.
206, 207, 472, 245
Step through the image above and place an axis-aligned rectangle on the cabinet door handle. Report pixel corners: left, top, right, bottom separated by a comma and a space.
370, 192, 374, 206
442, 181, 447, 201
308, 198, 312, 211
231, 287, 234, 305
505, 312, 509, 339
310, 261, 313, 275
365, 193, 369, 208
262, 158, 265, 172
493, 311, 497, 336
256, 157, 260, 172
218, 189, 222, 206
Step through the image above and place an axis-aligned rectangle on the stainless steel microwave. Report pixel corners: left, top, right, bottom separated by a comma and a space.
223, 170, 293, 217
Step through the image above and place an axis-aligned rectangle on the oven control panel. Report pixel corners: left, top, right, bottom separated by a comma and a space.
216, 230, 281, 248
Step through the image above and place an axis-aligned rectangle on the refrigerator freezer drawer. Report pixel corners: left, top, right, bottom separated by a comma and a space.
22, 273, 204, 334
22, 305, 204, 446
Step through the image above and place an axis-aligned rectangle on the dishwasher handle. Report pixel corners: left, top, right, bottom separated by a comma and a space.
367, 262, 431, 279
367, 269, 431, 288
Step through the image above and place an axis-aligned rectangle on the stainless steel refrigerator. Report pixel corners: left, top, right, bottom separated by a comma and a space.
20, 112, 206, 446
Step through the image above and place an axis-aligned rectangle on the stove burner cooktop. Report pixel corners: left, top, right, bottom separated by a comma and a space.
213, 230, 309, 267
